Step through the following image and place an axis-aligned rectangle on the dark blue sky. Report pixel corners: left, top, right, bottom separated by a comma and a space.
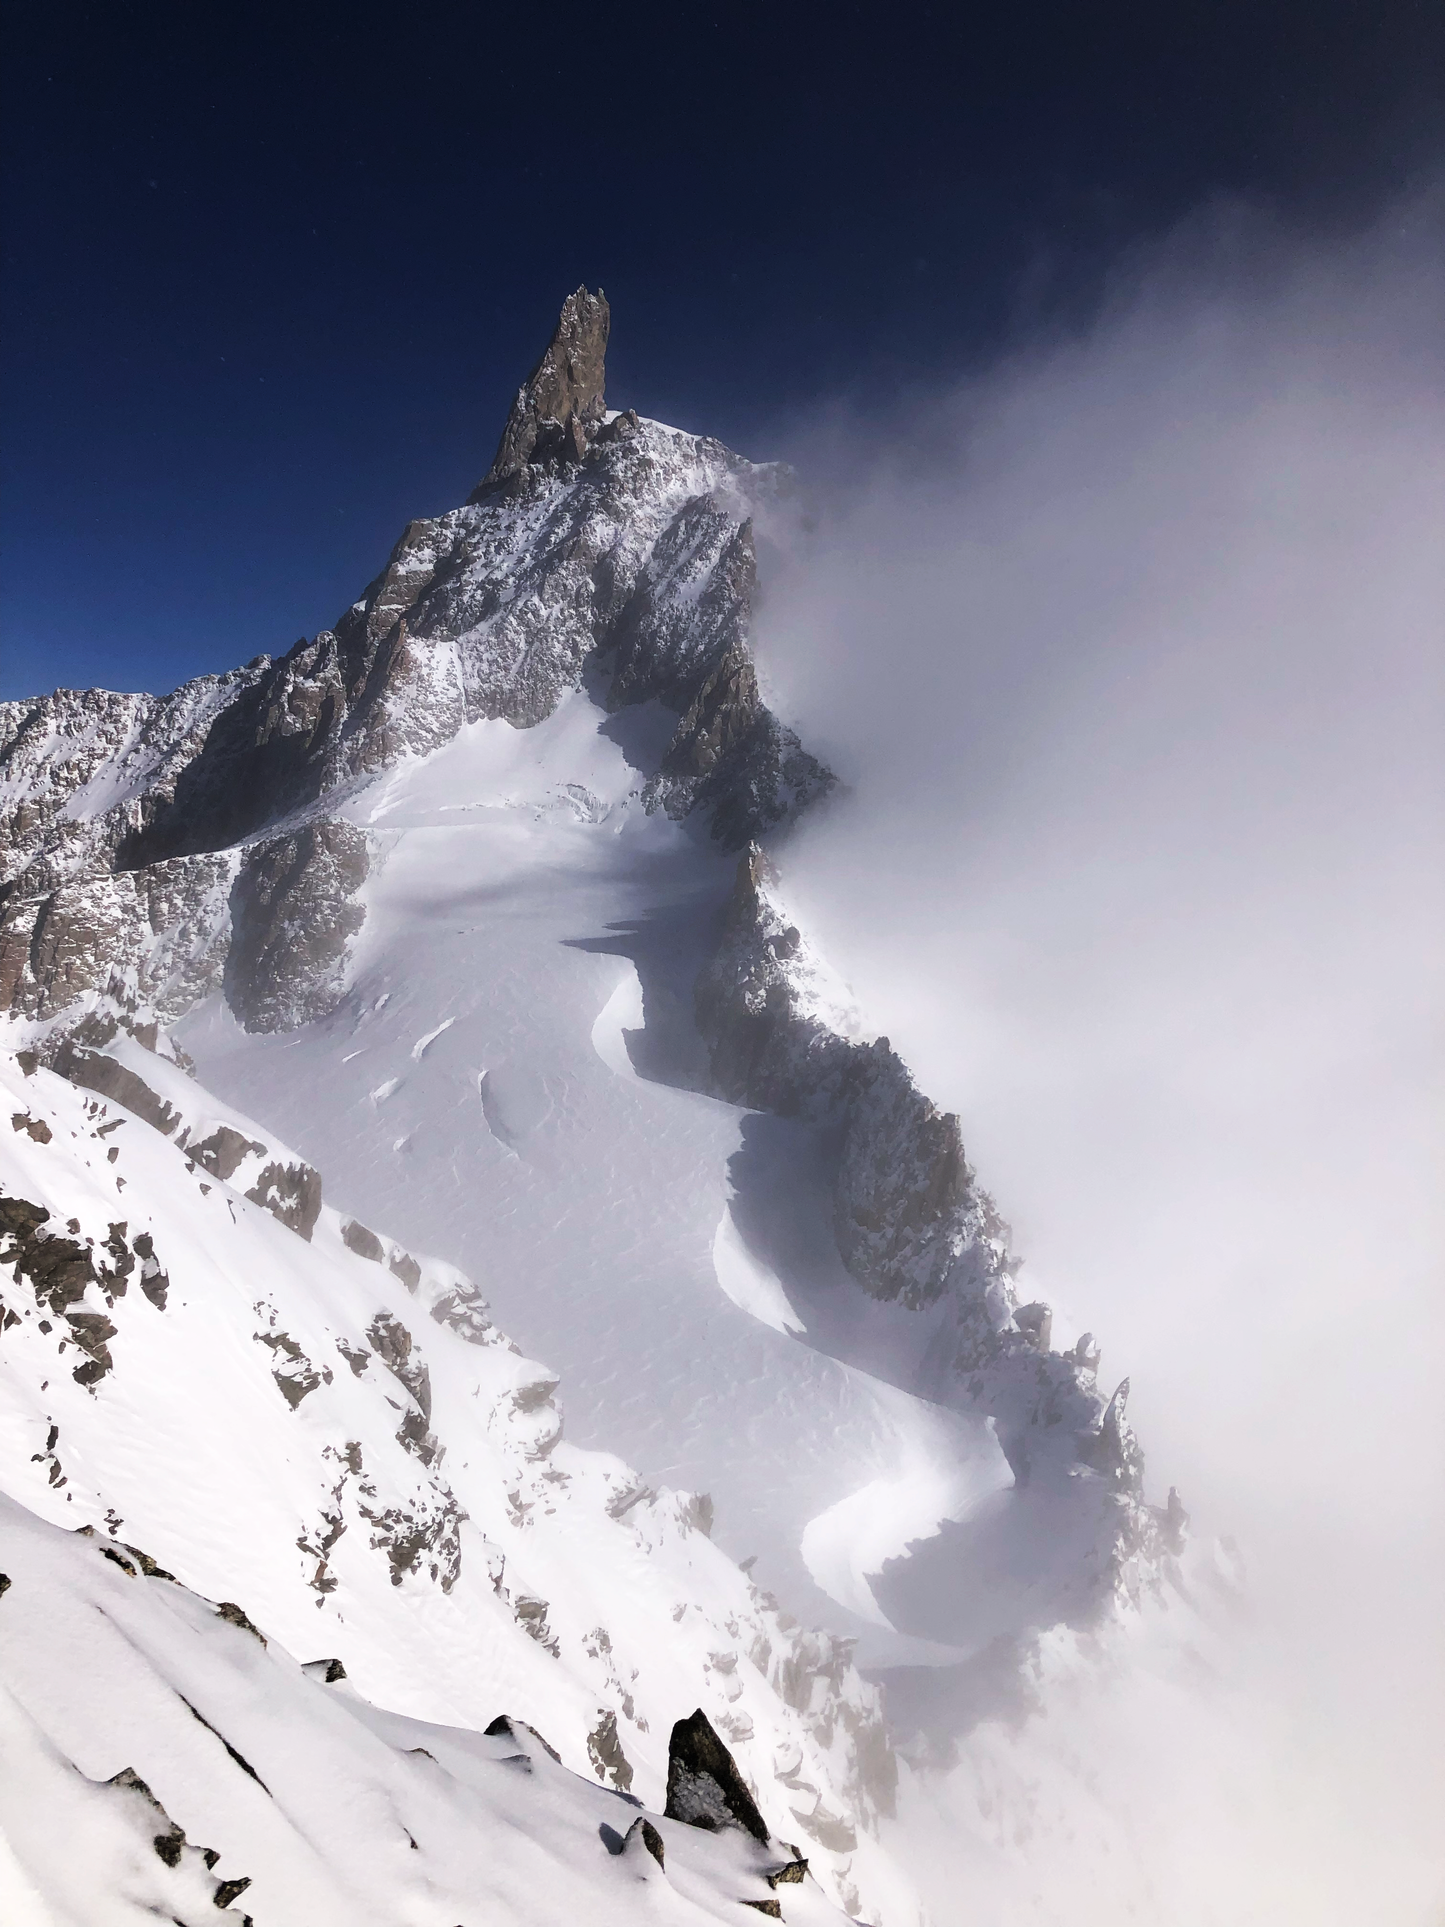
3, 1, 1440, 701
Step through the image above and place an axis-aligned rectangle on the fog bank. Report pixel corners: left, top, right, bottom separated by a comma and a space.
754, 195, 1445, 1920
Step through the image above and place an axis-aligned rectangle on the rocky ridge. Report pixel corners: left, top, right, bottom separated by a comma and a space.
696, 848, 1185, 1613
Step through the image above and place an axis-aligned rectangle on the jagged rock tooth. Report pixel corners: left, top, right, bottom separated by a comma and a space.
479, 286, 610, 489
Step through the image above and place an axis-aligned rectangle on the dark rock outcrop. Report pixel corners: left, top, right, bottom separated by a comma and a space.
357, 1487, 463, 1591
388, 1249, 422, 1291
123, 1542, 176, 1580
243, 1159, 323, 1241
0, 1194, 87, 1317
664, 1707, 771, 1845
0, 836, 232, 1025
365, 1312, 431, 1418
365, 1311, 441, 1464
586, 1707, 634, 1793
622, 1815, 666, 1868
53, 1045, 180, 1137
255, 1327, 325, 1407
0, 848, 235, 1023
426, 1278, 495, 1344
484, 1713, 562, 1763
189, 1126, 265, 1182
642, 630, 834, 848
105, 1766, 250, 1910
214, 1600, 267, 1644
341, 1219, 385, 1263
0, 1193, 164, 1385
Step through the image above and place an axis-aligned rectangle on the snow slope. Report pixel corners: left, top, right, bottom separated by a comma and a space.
0, 1029, 904, 1919
0, 1492, 852, 1926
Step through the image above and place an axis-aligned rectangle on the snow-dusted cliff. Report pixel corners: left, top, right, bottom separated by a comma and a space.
0, 289, 1195, 1924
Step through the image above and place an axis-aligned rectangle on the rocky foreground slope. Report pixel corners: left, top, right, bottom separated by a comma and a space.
0, 1488, 852, 1926
0, 290, 1189, 1923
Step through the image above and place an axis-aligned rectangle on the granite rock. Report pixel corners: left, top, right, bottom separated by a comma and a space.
478, 286, 610, 489
224, 820, 368, 1033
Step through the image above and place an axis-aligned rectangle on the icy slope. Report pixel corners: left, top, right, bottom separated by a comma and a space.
0, 1492, 852, 1927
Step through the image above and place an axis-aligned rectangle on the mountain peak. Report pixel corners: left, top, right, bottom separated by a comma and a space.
481, 285, 610, 487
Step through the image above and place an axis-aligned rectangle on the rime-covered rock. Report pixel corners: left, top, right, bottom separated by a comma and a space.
1, 293, 833, 1044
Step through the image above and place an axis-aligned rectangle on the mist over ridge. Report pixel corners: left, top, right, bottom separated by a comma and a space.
751, 190, 1444, 1917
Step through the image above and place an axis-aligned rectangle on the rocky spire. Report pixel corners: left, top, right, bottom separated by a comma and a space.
479, 286, 610, 487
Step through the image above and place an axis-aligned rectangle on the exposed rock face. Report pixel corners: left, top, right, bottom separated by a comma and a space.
102, 1765, 250, 1914
100, 311, 823, 868
189, 1126, 265, 1182
224, 820, 368, 1033
607, 498, 758, 712
242, 1160, 323, 1241
585, 1706, 635, 1793
0, 677, 258, 901
255, 1325, 325, 1407
0, 855, 235, 1023
642, 626, 834, 848
52, 1044, 181, 1137
696, 847, 1025, 1312
366, 1310, 442, 1465
622, 1814, 667, 1868
479, 286, 610, 488
340, 1218, 385, 1263
661, 1712, 829, 1915
483, 1714, 563, 1764
835, 1040, 993, 1310
0, 1192, 164, 1387
365, 1311, 430, 1416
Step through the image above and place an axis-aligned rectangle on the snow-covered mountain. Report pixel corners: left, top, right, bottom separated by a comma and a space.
1, 288, 1198, 1924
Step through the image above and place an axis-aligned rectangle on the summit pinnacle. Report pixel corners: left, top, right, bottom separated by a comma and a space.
480, 285, 610, 487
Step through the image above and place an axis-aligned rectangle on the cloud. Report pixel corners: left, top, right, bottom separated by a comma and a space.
752, 190, 1445, 1921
